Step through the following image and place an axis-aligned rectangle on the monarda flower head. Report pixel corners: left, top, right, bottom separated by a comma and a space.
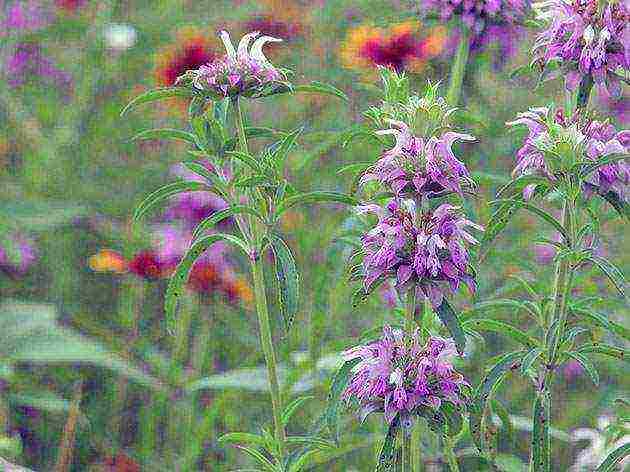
420, 0, 529, 33
508, 106, 629, 202
357, 200, 483, 308
342, 326, 469, 425
361, 119, 475, 198
184, 30, 287, 98
533, 0, 629, 95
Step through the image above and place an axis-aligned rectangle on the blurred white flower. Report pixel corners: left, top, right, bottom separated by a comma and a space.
104, 23, 137, 51
570, 416, 630, 471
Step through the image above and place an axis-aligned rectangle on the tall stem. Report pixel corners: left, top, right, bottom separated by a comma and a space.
234, 97, 286, 452
402, 432, 411, 472
446, 26, 470, 107
443, 435, 461, 472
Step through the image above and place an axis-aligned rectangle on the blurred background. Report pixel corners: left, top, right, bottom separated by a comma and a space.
0, 0, 628, 470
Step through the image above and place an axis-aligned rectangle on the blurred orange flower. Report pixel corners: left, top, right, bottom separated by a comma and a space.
341, 21, 446, 74
88, 249, 128, 274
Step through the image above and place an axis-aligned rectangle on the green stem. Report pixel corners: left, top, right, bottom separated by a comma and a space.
443, 436, 461, 472
402, 432, 411, 472
405, 289, 417, 333
446, 26, 470, 107
251, 258, 287, 451
411, 423, 423, 472
234, 97, 286, 453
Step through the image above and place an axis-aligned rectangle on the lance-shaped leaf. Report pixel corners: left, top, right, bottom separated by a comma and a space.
182, 161, 230, 198
287, 81, 348, 101
490, 199, 570, 244
577, 343, 629, 363
193, 205, 264, 240
564, 351, 599, 385
586, 255, 626, 297
326, 358, 360, 443
165, 234, 250, 335
600, 189, 630, 220
462, 319, 538, 349
434, 299, 466, 354
227, 150, 264, 173
595, 443, 630, 472
571, 307, 630, 341
269, 235, 300, 334
234, 445, 277, 471
120, 87, 195, 116
530, 394, 551, 472
133, 181, 210, 221
281, 396, 314, 427
479, 199, 520, 258
461, 298, 539, 322
130, 128, 197, 146
375, 417, 399, 472
520, 347, 544, 375
269, 126, 303, 166
496, 175, 548, 199
275, 191, 358, 218
218, 432, 266, 448
470, 350, 525, 451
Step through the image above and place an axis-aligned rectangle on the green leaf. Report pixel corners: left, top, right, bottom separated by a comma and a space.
571, 307, 630, 341
293, 81, 348, 101
130, 128, 197, 146
282, 396, 314, 427
577, 343, 629, 363
193, 205, 264, 240
218, 432, 266, 448
234, 445, 277, 471
133, 181, 210, 221
182, 161, 230, 198
564, 351, 599, 385
227, 150, 264, 173
530, 394, 551, 472
275, 191, 358, 218
520, 347, 544, 375
336, 162, 373, 176
462, 319, 538, 349
491, 399, 513, 444
470, 351, 525, 451
269, 235, 300, 334
435, 299, 466, 354
490, 199, 570, 244
165, 234, 250, 335
586, 255, 626, 297
595, 443, 630, 472
496, 175, 547, 199
375, 418, 399, 472
120, 87, 195, 116
600, 189, 630, 220
288, 448, 323, 472
461, 299, 538, 322
326, 358, 360, 443
269, 126, 303, 166
479, 200, 520, 257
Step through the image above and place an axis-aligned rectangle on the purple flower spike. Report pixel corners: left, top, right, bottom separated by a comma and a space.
342, 326, 469, 425
359, 200, 483, 307
533, 0, 629, 96
362, 120, 476, 198
508, 107, 629, 203
186, 30, 285, 98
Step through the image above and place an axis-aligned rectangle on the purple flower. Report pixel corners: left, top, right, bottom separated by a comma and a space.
533, 0, 629, 95
4, 42, 73, 90
0, 233, 38, 276
421, 0, 528, 34
164, 161, 228, 229
358, 200, 483, 308
187, 30, 285, 98
1, 1, 51, 35
342, 326, 469, 425
361, 119, 475, 198
508, 106, 629, 203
